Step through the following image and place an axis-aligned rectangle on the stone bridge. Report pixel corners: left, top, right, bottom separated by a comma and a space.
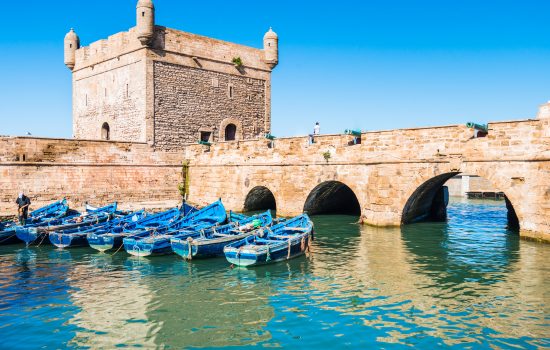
0, 118, 548, 242
184, 118, 549, 241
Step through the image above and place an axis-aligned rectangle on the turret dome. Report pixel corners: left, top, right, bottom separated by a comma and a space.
136, 0, 155, 46
137, 0, 154, 9
64, 28, 80, 71
64, 28, 79, 42
264, 27, 278, 40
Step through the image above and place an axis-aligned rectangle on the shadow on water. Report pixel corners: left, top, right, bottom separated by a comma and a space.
401, 200, 520, 289
0, 201, 547, 349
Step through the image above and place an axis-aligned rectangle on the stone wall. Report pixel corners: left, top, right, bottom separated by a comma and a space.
153, 61, 266, 149
1, 119, 548, 241
70, 25, 273, 148
72, 50, 147, 142
0, 137, 182, 214
445, 175, 498, 196
182, 118, 550, 240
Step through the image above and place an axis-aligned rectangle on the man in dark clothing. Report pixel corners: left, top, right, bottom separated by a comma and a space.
15, 193, 31, 226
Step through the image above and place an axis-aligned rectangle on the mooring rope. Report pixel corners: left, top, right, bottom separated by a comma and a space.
266, 245, 271, 262
186, 237, 193, 260
0, 233, 16, 244
111, 240, 125, 256
37, 231, 48, 247
133, 244, 141, 260
287, 239, 292, 259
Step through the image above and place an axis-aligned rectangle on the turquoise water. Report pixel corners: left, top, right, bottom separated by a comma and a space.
0, 199, 548, 349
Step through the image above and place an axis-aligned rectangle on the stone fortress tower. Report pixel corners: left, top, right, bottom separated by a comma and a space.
64, 0, 278, 150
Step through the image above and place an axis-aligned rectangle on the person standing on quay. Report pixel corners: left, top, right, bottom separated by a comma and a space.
15, 192, 31, 225
310, 122, 320, 144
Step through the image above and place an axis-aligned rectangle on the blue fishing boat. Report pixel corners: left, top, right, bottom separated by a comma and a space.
16, 203, 117, 245
223, 214, 313, 267
171, 211, 273, 260
49, 210, 147, 249
123, 200, 226, 257
0, 200, 69, 245
87, 203, 194, 252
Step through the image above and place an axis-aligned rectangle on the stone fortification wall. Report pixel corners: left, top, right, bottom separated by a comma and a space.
160, 27, 270, 72
445, 175, 499, 196
1, 119, 547, 240
72, 51, 147, 142
0, 137, 182, 215
71, 26, 272, 147
153, 61, 267, 149
182, 119, 549, 239
74, 28, 144, 71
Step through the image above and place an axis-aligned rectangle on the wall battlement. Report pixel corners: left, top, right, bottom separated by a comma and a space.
74, 28, 142, 71
73, 26, 270, 73
1, 118, 549, 241
67, 1, 277, 147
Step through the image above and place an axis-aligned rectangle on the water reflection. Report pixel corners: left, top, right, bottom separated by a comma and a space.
0, 246, 79, 349
121, 256, 276, 348
0, 200, 547, 349
67, 258, 159, 348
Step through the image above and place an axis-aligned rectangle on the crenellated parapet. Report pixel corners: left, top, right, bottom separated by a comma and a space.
66, 0, 278, 146
72, 28, 143, 71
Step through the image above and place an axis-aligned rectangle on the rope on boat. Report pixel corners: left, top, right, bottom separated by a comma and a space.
266, 245, 271, 262
236, 244, 245, 259
301, 236, 306, 252
133, 244, 141, 259
111, 240, 125, 256
0, 233, 16, 244
287, 239, 292, 259
186, 237, 193, 260
37, 231, 48, 247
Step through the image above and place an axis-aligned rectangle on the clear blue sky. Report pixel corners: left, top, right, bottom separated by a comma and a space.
0, 0, 549, 138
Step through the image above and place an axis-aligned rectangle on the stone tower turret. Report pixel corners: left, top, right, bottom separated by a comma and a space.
263, 27, 278, 69
537, 101, 550, 119
64, 28, 80, 70
137, 0, 155, 46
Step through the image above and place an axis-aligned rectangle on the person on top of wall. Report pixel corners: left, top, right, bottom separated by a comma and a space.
309, 122, 320, 144
15, 192, 31, 226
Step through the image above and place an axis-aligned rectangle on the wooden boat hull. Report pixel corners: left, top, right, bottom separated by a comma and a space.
123, 200, 227, 257
225, 235, 310, 267
0, 227, 20, 245
171, 211, 273, 259
49, 232, 89, 249
171, 232, 252, 259
87, 233, 121, 252
15, 227, 50, 245
124, 239, 174, 257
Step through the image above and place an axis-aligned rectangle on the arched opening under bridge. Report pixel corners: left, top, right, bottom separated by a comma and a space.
244, 186, 276, 212
303, 181, 361, 216
401, 172, 519, 230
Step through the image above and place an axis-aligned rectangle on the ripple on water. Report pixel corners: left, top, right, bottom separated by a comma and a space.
0, 200, 548, 348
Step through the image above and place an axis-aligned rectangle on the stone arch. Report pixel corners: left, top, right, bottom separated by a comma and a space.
219, 118, 242, 141
303, 181, 361, 216
401, 170, 520, 230
101, 122, 110, 141
244, 186, 277, 212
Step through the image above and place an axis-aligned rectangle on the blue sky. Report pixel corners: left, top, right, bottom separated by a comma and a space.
0, 0, 549, 138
